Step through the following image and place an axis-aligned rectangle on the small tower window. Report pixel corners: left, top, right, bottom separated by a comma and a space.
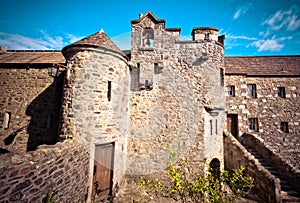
210, 119, 213, 135
220, 68, 224, 86
107, 81, 112, 101
3, 112, 11, 129
47, 114, 53, 129
215, 119, 218, 134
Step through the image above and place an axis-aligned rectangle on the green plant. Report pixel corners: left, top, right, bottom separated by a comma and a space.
46, 190, 56, 203
140, 149, 254, 203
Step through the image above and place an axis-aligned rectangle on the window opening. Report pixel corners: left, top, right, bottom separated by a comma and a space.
247, 84, 257, 98
278, 87, 286, 98
220, 68, 224, 86
3, 112, 11, 129
210, 119, 213, 135
47, 114, 53, 129
215, 119, 218, 134
107, 81, 112, 101
226, 85, 235, 96
280, 122, 289, 133
248, 118, 258, 132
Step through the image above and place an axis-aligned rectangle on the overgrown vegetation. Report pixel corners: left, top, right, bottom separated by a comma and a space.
140, 148, 254, 203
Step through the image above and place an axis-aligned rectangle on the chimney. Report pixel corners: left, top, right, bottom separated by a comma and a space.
0, 46, 8, 53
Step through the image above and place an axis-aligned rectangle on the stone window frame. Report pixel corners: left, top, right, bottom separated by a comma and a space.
248, 117, 259, 132
226, 85, 235, 97
280, 122, 289, 133
278, 87, 286, 98
247, 84, 257, 98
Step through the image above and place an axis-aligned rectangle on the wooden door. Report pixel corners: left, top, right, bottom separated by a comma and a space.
92, 143, 114, 199
227, 114, 238, 138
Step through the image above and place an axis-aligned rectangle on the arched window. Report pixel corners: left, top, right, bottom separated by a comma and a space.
209, 158, 220, 179
142, 28, 154, 47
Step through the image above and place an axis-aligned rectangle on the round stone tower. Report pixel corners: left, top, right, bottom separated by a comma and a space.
61, 30, 130, 201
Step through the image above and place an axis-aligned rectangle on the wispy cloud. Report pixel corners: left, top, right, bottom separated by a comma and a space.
263, 5, 300, 31
233, 3, 252, 20
226, 34, 257, 41
0, 31, 84, 50
249, 35, 292, 52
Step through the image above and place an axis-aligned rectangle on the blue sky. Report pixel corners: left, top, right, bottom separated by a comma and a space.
0, 0, 299, 56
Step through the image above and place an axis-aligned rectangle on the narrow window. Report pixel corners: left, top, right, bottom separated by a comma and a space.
154, 63, 159, 74
107, 81, 112, 101
280, 122, 289, 133
210, 119, 213, 135
220, 68, 224, 86
247, 84, 257, 98
3, 112, 11, 129
226, 85, 235, 96
215, 119, 218, 134
47, 114, 53, 129
248, 118, 258, 132
278, 87, 286, 98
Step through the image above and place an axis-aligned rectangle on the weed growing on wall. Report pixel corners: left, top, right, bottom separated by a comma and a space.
140, 149, 254, 203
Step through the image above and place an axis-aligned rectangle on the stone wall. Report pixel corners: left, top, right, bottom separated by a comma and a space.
127, 13, 225, 177
0, 140, 89, 202
242, 133, 300, 193
61, 47, 130, 198
0, 64, 63, 153
225, 75, 300, 168
224, 132, 281, 203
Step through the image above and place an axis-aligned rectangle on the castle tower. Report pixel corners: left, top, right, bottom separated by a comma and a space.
127, 11, 226, 176
61, 30, 130, 201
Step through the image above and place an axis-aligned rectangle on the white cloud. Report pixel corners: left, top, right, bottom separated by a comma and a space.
250, 36, 284, 52
0, 31, 85, 50
233, 4, 252, 20
264, 5, 300, 31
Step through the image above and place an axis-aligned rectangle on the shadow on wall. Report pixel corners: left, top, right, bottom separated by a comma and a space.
25, 73, 64, 151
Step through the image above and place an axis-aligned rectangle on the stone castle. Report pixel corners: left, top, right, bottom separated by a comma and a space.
0, 11, 299, 202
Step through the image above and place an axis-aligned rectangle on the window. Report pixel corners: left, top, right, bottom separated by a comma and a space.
280, 122, 289, 133
107, 81, 112, 101
248, 118, 258, 132
278, 87, 286, 98
210, 119, 213, 135
3, 112, 11, 129
215, 120, 218, 134
154, 63, 162, 74
47, 114, 53, 129
247, 84, 257, 98
226, 85, 235, 96
220, 68, 224, 86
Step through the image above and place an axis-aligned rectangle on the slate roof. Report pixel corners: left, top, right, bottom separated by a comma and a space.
62, 30, 124, 56
0, 50, 65, 64
225, 56, 300, 76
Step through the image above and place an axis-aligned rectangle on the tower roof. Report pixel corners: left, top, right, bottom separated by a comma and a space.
62, 30, 125, 57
